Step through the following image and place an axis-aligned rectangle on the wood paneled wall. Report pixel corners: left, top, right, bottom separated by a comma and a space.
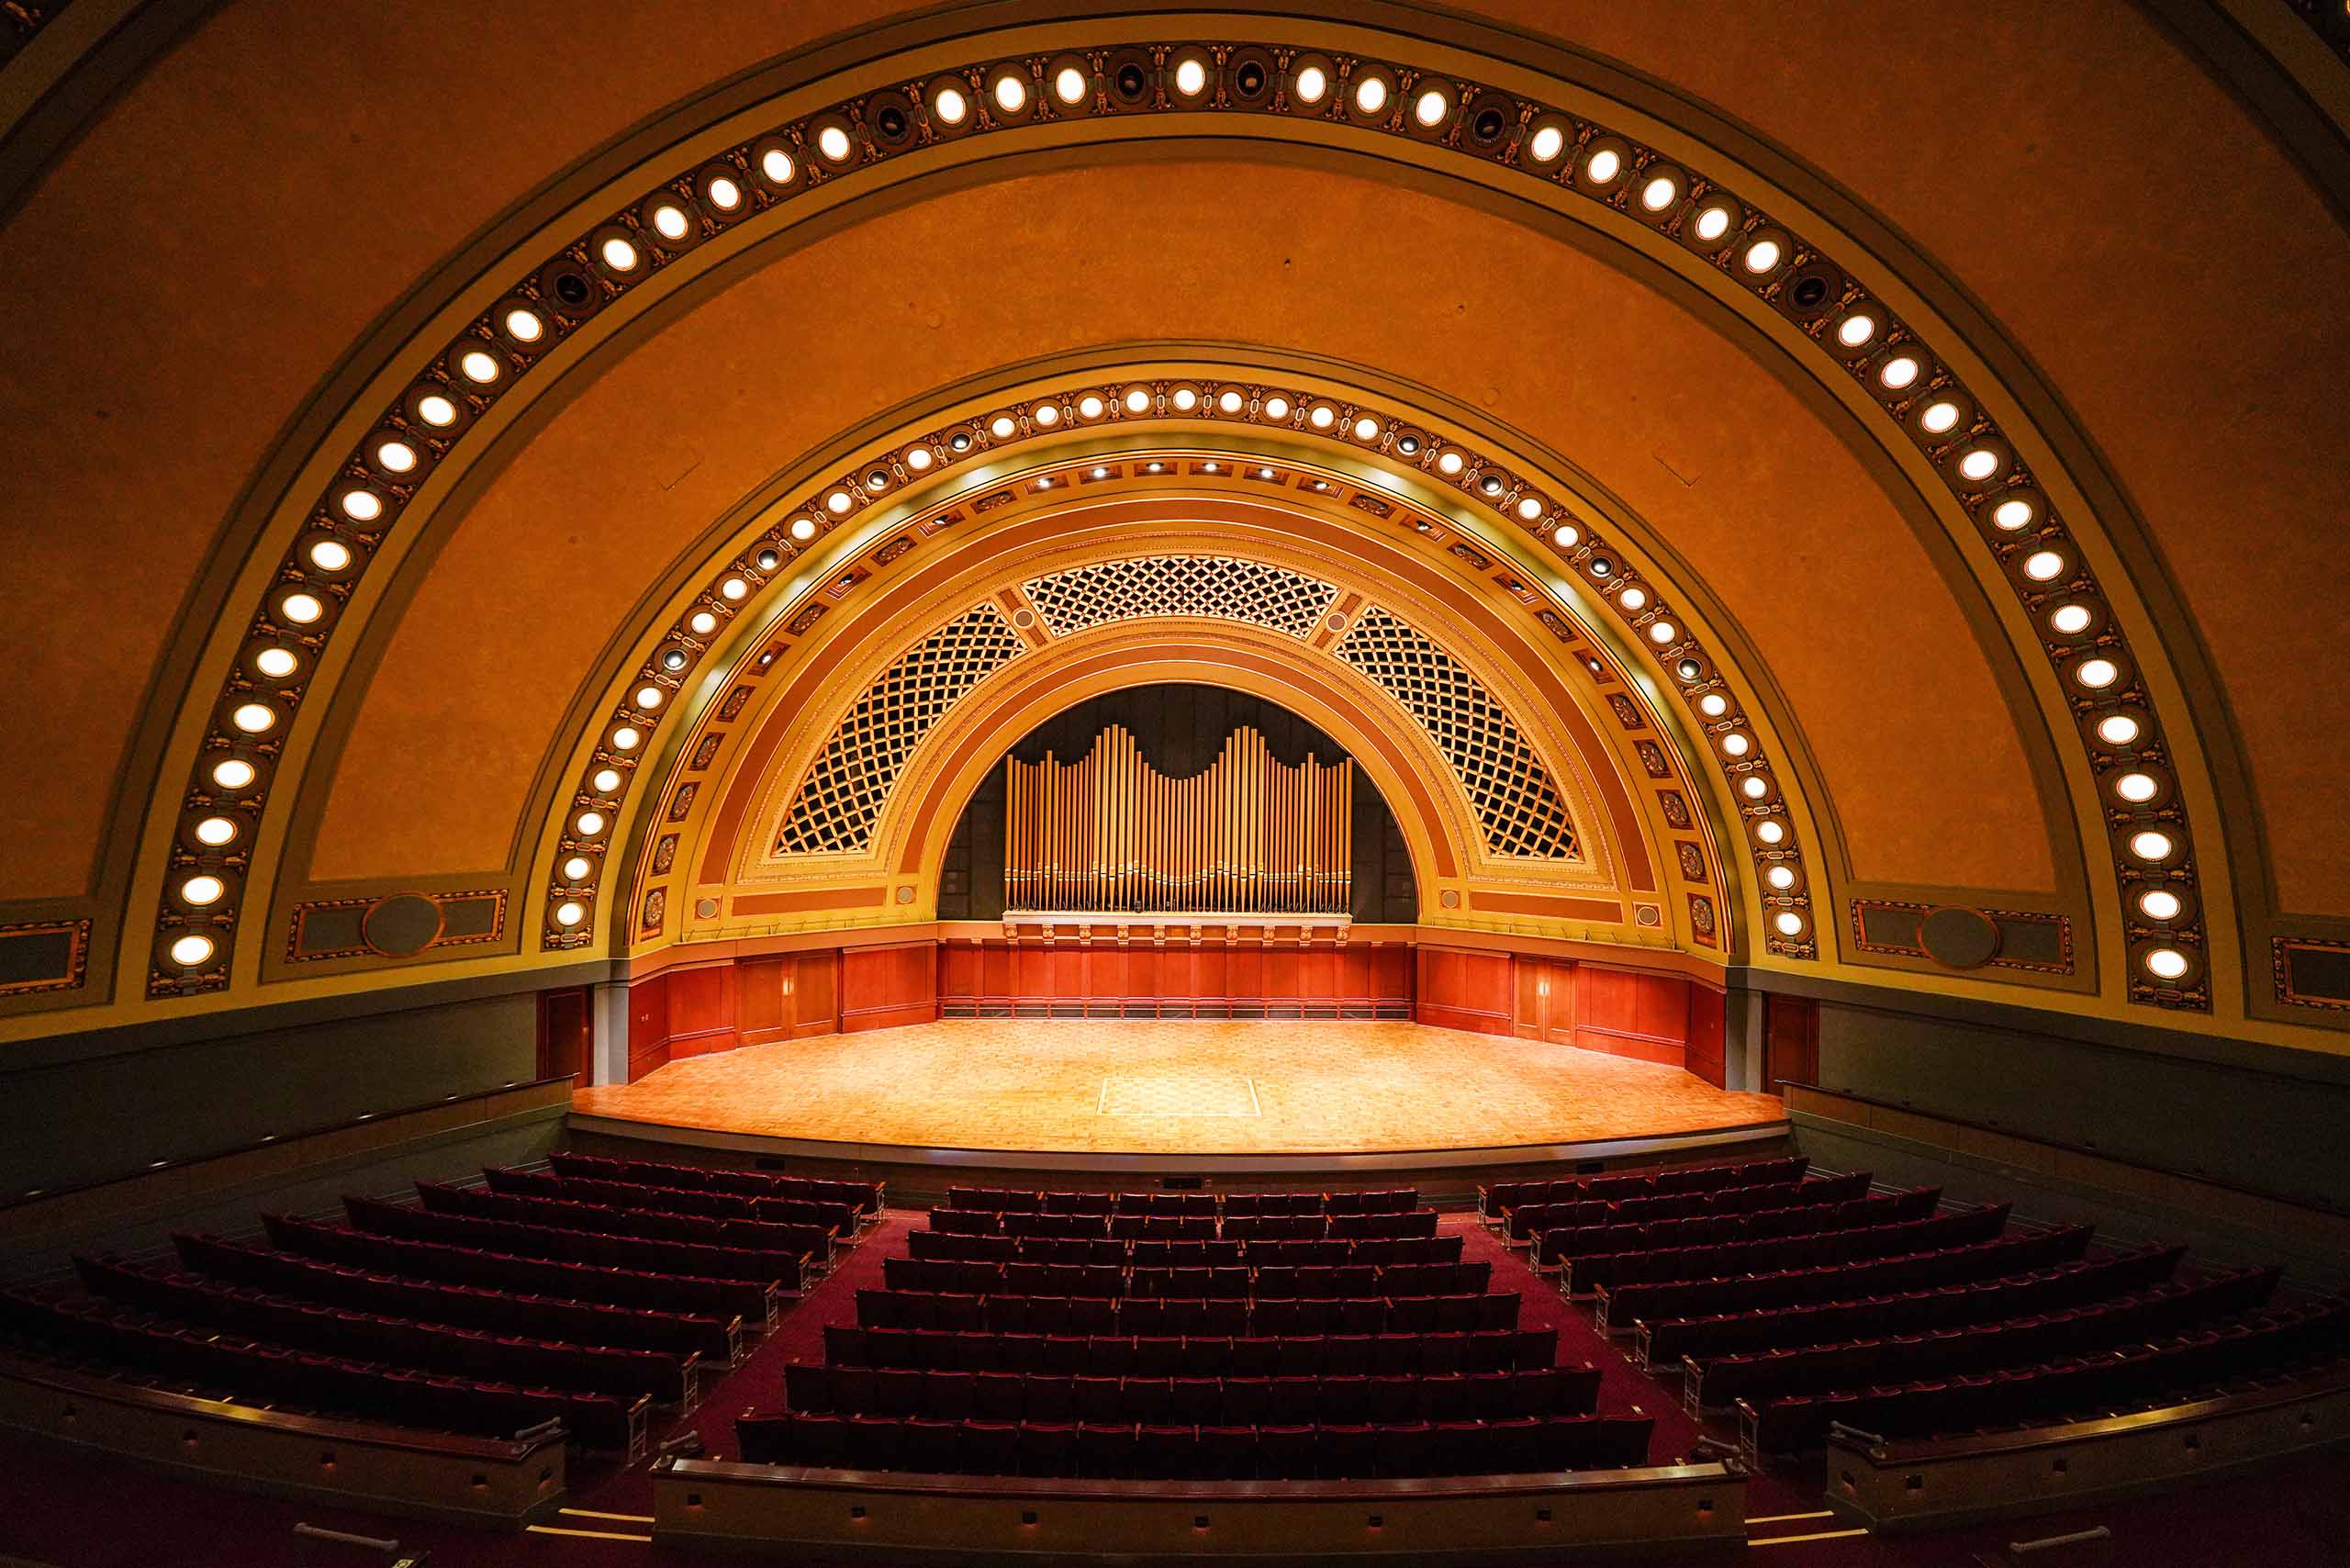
621, 939, 1726, 1084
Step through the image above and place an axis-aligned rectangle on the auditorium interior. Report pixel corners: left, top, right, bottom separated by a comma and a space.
2, 2, 2348, 1563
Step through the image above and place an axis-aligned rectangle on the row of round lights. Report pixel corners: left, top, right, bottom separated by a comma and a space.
150, 37, 2199, 1002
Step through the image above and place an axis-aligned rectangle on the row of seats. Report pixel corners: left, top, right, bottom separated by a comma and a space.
262, 1212, 784, 1327
1569, 1204, 2011, 1297
1538, 1188, 1939, 1269
784, 1363, 1600, 1425
344, 1193, 812, 1292
856, 1288, 1521, 1338
735, 1410, 1654, 1480
73, 1255, 699, 1406
823, 1324, 1562, 1377
1637, 1244, 2184, 1370
173, 1230, 741, 1362
880, 1256, 1491, 1301
945, 1187, 1418, 1217
903, 1230, 1463, 1269
1741, 1298, 2350, 1454
418, 1181, 836, 1258
550, 1150, 879, 1215
1502, 1173, 1869, 1241
927, 1208, 1440, 1241
485, 1167, 857, 1233
1694, 1266, 2281, 1407
1482, 1156, 1808, 1219
1595, 1225, 2093, 1332
0, 1287, 644, 1454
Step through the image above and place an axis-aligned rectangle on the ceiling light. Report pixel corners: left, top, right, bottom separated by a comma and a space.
651, 206, 689, 241
1479, 473, 1505, 494
1175, 59, 1208, 97
1719, 730, 1751, 755
169, 934, 217, 967
720, 577, 748, 600
1693, 204, 1735, 242
1414, 88, 1449, 127
1218, 390, 1245, 414
2143, 947, 2190, 981
1740, 775, 1769, 800
562, 856, 594, 881
1033, 402, 1059, 426
1308, 404, 1337, 430
1078, 394, 1105, 420
211, 759, 257, 790
1742, 237, 1783, 274
993, 74, 1027, 115
1639, 174, 1679, 211
1146, 462, 1163, 473
1774, 911, 1807, 937
990, 415, 1017, 439
1293, 65, 1329, 105
1258, 466, 1274, 479
2130, 830, 2176, 862
181, 875, 225, 907
230, 702, 276, 734
1352, 416, 1379, 441
1879, 355, 1921, 390
1527, 124, 1566, 163
1552, 523, 1579, 547
1756, 819, 1787, 845
2022, 550, 2067, 582
2048, 604, 2093, 635
340, 488, 384, 521
2114, 772, 2160, 803
374, 439, 418, 473
1957, 448, 2001, 481
689, 610, 719, 633
1052, 67, 1087, 106
194, 815, 239, 846
1263, 396, 1291, 420
1767, 865, 1797, 890
905, 445, 934, 472
1125, 388, 1151, 414
1992, 497, 2036, 531
1699, 693, 1729, 718
1517, 497, 1545, 521
760, 148, 795, 183
253, 648, 298, 678
575, 811, 607, 836
1092, 466, 1109, 479
599, 236, 640, 272
1836, 314, 1877, 349
788, 518, 816, 542
706, 176, 742, 211
817, 125, 854, 162
1618, 587, 1648, 610
1920, 400, 1963, 434
554, 901, 587, 928
633, 686, 664, 711
417, 393, 459, 427
2074, 656, 2120, 689
1353, 74, 1389, 115
2097, 713, 2143, 747
592, 767, 622, 793
610, 727, 641, 752
934, 85, 970, 124
826, 489, 854, 513
1584, 147, 1621, 184
1201, 462, 1218, 473
1437, 450, 1464, 475
1170, 387, 1200, 412
2138, 889, 2182, 922
661, 648, 689, 670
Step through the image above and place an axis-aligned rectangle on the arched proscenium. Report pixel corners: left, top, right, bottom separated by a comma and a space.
144, 20, 2205, 1009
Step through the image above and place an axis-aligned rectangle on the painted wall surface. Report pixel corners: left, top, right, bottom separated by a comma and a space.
1813, 1002, 2350, 1214
0, 994, 538, 1196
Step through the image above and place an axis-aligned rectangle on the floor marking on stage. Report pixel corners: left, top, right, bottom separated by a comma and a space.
1749, 1527, 1870, 1545
1749, 1509, 1838, 1524
560, 1506, 656, 1522
527, 1523, 655, 1541
1097, 1073, 1262, 1116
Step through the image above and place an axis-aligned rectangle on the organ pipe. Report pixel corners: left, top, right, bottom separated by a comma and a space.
1003, 725, 1354, 913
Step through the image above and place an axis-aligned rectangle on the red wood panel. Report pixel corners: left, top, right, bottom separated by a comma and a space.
840, 941, 938, 1033
625, 972, 670, 1082
1416, 946, 1512, 1036
1571, 965, 1690, 1069
790, 949, 839, 1036
938, 943, 984, 1008
735, 956, 787, 1047
666, 964, 738, 1060
1684, 982, 1728, 1089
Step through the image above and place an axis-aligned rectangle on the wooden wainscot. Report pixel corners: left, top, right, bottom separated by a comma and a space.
652, 1457, 1746, 1562
1825, 1364, 2350, 1533
0, 1352, 566, 1527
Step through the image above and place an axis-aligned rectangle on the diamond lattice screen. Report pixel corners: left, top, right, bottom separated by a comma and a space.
776, 603, 1027, 853
1335, 607, 1578, 859
1024, 556, 1339, 640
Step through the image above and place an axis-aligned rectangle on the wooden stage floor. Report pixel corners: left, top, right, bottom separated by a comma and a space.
571, 1021, 1785, 1167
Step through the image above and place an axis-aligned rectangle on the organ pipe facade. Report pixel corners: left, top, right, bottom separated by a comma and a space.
1004, 725, 1353, 913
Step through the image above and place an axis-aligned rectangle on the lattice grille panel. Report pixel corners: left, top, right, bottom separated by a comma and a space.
1335, 607, 1577, 859
1024, 556, 1339, 640
777, 603, 1027, 853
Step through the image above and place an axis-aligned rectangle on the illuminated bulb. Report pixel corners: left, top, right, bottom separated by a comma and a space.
1993, 497, 2036, 531
1879, 355, 1921, 390
1774, 911, 1807, 937
1837, 314, 1877, 349
2097, 713, 2143, 747
1920, 400, 1962, 434
1618, 587, 1648, 611
1699, 693, 1729, 718
1052, 68, 1086, 106
789, 518, 818, 543
2114, 771, 2160, 803
706, 176, 742, 211
169, 934, 217, 967
1517, 497, 1545, 521
689, 610, 719, 634
633, 686, 664, 711
1551, 523, 1579, 547
818, 125, 854, 162
1258, 466, 1274, 479
253, 648, 298, 679
1125, 388, 1151, 413
2049, 604, 2093, 635
231, 702, 277, 734
990, 415, 1017, 438
2144, 947, 2190, 981
1262, 396, 1291, 420
2139, 889, 2183, 922
341, 489, 383, 521
651, 205, 689, 242
1647, 620, 1678, 644
211, 759, 257, 790
1741, 776, 1769, 800
194, 816, 238, 846
1767, 865, 1797, 890
599, 236, 640, 272
1639, 174, 1678, 211
1092, 466, 1109, 479
1414, 87, 1449, 127
2022, 550, 2067, 582
1693, 204, 1733, 242
992, 74, 1027, 115
1175, 59, 1207, 97
1309, 404, 1337, 430
720, 577, 748, 600
575, 811, 607, 836
826, 489, 854, 513
504, 308, 543, 342
181, 875, 225, 906
1742, 237, 1782, 274
1146, 462, 1163, 473
906, 445, 934, 472
1033, 403, 1059, 426
1528, 125, 1566, 163
1219, 390, 1244, 414
1756, 819, 1787, 845
1353, 416, 1381, 442
934, 86, 970, 125
1202, 462, 1218, 473
664, 648, 689, 670
1172, 388, 1200, 411
1584, 147, 1621, 184
417, 393, 459, 427
375, 439, 419, 473
592, 768, 622, 793
562, 856, 594, 881
1437, 451, 1464, 476
761, 147, 795, 183
1353, 74, 1389, 115
1293, 65, 1329, 104
2129, 830, 2175, 862
554, 901, 587, 928
297, 536, 347, 572
2075, 657, 2119, 689
1958, 448, 2001, 481
610, 727, 641, 752
1720, 731, 1751, 756
1078, 394, 1105, 420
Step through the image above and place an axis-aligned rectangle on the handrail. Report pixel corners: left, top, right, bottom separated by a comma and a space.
1777, 1081, 2350, 1223
655, 1454, 1741, 1501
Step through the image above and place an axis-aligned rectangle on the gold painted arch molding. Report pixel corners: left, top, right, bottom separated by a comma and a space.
125, 6, 2224, 1020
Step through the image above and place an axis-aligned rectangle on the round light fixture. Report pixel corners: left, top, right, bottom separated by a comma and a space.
591, 767, 622, 794
562, 856, 594, 882
2143, 947, 2190, 981
2129, 829, 2177, 863
2022, 550, 2068, 582
375, 439, 419, 473
1293, 64, 1329, 105
1353, 74, 1389, 115
574, 812, 607, 836
193, 815, 238, 846
2138, 889, 2183, 922
610, 726, 642, 752
1837, 314, 1878, 349
211, 758, 258, 790
818, 125, 855, 162
308, 539, 352, 572
417, 393, 459, 428
252, 648, 299, 679
230, 702, 277, 734
1052, 67, 1087, 106
2097, 713, 2143, 747
599, 236, 640, 272
554, 901, 587, 928
181, 874, 226, 907
169, 934, 217, 967
992, 74, 1027, 115
1414, 87, 1449, 127
340, 488, 384, 521
1879, 355, 1921, 390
